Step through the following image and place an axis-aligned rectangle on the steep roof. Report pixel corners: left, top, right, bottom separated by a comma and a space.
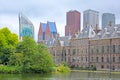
41, 23, 47, 32
93, 24, 120, 39
48, 22, 57, 32
77, 25, 96, 38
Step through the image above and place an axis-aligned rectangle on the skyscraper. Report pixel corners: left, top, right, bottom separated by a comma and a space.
19, 13, 34, 40
102, 13, 115, 29
65, 10, 81, 36
83, 9, 99, 29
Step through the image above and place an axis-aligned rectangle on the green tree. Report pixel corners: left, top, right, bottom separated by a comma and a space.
15, 37, 54, 73
9, 53, 23, 66
31, 44, 54, 73
0, 32, 7, 51
0, 27, 18, 65
16, 37, 37, 72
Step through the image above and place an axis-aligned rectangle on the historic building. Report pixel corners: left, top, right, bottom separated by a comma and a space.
38, 21, 57, 43
45, 23, 120, 71
65, 10, 81, 36
19, 13, 34, 40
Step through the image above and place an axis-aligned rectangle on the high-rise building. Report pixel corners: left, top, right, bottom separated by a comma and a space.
38, 21, 57, 42
65, 10, 81, 36
19, 13, 34, 40
102, 13, 115, 29
83, 9, 99, 29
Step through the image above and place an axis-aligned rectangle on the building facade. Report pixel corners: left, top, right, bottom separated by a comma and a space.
83, 9, 99, 29
102, 13, 115, 29
19, 13, 34, 40
46, 24, 120, 71
65, 10, 81, 36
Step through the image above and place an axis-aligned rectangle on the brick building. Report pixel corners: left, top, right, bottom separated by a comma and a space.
45, 24, 120, 71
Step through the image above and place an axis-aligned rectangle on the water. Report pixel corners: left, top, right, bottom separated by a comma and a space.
0, 71, 120, 80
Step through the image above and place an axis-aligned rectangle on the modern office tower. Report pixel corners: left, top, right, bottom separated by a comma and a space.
102, 13, 115, 29
19, 13, 34, 40
65, 10, 81, 36
38, 21, 57, 42
83, 9, 99, 29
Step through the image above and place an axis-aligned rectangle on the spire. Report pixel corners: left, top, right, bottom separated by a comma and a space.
94, 24, 100, 34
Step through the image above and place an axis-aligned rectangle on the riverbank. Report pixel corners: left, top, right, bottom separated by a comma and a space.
71, 70, 120, 74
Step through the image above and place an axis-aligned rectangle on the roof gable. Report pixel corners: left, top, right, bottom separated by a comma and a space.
48, 22, 57, 32
41, 23, 47, 32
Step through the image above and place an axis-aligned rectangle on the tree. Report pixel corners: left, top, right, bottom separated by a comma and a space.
31, 44, 54, 73
16, 37, 37, 72
15, 37, 54, 73
0, 27, 18, 65
9, 53, 23, 66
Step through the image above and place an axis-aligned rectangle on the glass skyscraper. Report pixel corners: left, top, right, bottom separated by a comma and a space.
102, 13, 115, 29
83, 9, 99, 29
19, 13, 34, 40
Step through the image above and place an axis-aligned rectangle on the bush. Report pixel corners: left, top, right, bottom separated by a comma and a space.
0, 65, 22, 73
57, 64, 70, 73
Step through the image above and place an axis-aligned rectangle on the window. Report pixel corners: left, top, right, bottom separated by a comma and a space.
118, 45, 120, 53
113, 57, 115, 62
85, 57, 87, 62
96, 49, 99, 53
96, 57, 98, 62
102, 46, 104, 53
73, 58, 75, 62
107, 46, 109, 53
101, 65, 104, 69
91, 57, 93, 62
53, 51, 55, 56
107, 57, 109, 63
91, 49, 93, 54
73, 49, 76, 55
96, 46, 99, 53
68, 49, 70, 54
101, 57, 104, 62
112, 45, 115, 53
81, 57, 83, 61
107, 65, 109, 69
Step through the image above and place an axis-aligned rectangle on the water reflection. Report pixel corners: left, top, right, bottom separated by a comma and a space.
0, 71, 120, 80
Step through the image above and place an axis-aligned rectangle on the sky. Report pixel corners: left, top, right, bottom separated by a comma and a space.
0, 0, 120, 41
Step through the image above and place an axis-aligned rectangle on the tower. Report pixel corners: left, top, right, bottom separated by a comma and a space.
19, 13, 34, 40
65, 10, 81, 36
102, 13, 115, 29
83, 9, 99, 29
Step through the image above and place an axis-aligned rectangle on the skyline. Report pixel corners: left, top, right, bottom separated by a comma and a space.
0, 0, 120, 41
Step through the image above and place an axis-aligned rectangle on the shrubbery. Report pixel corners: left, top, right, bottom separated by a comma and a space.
0, 65, 22, 73
57, 64, 70, 73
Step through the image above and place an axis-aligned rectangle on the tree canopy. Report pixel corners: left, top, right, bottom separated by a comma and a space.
0, 27, 18, 64
10, 37, 54, 73
0, 27, 55, 73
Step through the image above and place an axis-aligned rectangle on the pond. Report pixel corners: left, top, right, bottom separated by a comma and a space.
0, 71, 120, 80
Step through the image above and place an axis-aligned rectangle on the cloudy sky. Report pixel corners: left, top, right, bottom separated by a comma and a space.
0, 0, 120, 41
